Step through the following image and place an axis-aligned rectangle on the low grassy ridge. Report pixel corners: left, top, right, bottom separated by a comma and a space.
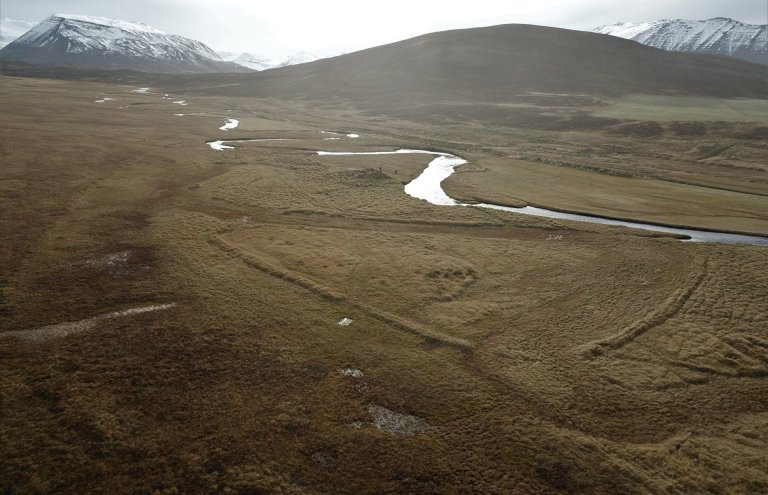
1, 76, 767, 494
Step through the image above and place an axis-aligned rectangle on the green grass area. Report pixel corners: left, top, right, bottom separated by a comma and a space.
595, 94, 768, 123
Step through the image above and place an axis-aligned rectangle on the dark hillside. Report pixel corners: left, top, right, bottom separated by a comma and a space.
167, 24, 767, 102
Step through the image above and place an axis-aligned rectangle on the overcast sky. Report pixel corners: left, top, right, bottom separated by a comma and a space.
2, 0, 765, 57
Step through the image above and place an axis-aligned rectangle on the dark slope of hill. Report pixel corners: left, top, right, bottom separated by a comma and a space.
166, 24, 767, 103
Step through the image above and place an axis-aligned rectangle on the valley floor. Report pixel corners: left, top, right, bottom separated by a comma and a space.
1, 76, 767, 494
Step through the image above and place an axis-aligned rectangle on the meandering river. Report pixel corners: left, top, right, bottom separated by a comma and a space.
208, 134, 768, 247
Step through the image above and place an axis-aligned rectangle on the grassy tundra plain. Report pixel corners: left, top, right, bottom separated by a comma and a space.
1, 72, 767, 495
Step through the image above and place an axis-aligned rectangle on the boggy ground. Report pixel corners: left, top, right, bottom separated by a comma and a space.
1, 76, 767, 494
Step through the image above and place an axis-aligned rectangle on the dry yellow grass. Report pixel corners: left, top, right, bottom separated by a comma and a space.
0, 75, 766, 494
444, 157, 768, 235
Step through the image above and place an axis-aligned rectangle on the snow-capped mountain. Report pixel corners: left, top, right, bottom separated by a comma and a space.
0, 14, 250, 73
0, 18, 37, 48
234, 53, 282, 71
276, 51, 320, 67
594, 17, 767, 65
219, 50, 324, 71
219, 51, 279, 71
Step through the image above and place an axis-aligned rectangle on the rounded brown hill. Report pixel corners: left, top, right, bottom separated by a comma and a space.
172, 23, 768, 102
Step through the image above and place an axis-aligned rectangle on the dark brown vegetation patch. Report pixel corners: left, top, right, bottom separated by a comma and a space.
607, 120, 665, 137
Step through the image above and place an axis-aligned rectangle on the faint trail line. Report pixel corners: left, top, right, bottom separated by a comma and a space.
2, 304, 177, 342
211, 235, 474, 352
585, 260, 708, 356
697, 144, 735, 161
669, 359, 768, 378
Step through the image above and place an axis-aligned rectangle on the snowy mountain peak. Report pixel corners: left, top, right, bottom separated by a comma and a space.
277, 51, 320, 67
53, 14, 166, 34
12, 14, 221, 60
0, 14, 250, 73
593, 17, 767, 65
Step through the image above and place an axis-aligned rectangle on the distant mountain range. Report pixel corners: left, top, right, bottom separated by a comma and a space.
594, 17, 767, 65
218, 50, 323, 71
0, 14, 249, 73
5, 14, 763, 77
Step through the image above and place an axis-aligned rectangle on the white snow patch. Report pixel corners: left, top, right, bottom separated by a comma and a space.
347, 133, 360, 138
338, 318, 353, 326
340, 368, 364, 378
404, 155, 467, 206
174, 113, 185, 117
208, 140, 234, 151
94, 97, 114, 103
219, 118, 240, 131
173, 100, 188, 106
315, 148, 463, 206
132, 87, 150, 93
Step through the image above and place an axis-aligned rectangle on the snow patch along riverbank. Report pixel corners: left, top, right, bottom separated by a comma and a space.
317, 149, 466, 205
208, 140, 234, 151
219, 118, 240, 131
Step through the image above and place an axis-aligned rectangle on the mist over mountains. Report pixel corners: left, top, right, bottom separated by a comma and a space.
0, 18, 36, 48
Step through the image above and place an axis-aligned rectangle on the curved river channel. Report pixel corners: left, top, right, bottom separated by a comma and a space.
209, 135, 768, 247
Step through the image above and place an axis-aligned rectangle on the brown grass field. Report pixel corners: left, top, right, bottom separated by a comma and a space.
1, 75, 767, 494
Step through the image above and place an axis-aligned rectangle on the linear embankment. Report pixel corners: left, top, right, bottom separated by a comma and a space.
584, 260, 708, 357
211, 235, 474, 352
